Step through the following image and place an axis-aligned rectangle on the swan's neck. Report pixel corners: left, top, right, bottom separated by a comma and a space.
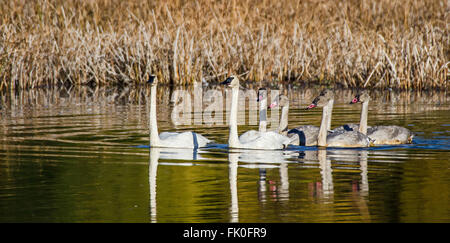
229, 86, 242, 148
359, 101, 369, 135
318, 100, 332, 147
278, 104, 289, 136
259, 96, 267, 132
327, 99, 334, 130
149, 84, 161, 146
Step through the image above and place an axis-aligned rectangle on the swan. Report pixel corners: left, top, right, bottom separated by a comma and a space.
268, 94, 290, 136
331, 91, 372, 133
239, 88, 268, 143
221, 75, 290, 150
148, 75, 211, 148
349, 90, 414, 144
293, 89, 335, 146
268, 94, 315, 146
306, 90, 371, 147
269, 89, 333, 146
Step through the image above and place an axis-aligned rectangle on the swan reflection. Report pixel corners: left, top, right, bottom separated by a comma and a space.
228, 152, 239, 223
149, 146, 370, 223
149, 148, 159, 223
301, 149, 369, 209
148, 147, 202, 223
359, 150, 369, 196
326, 149, 369, 197
227, 149, 300, 218
318, 149, 334, 199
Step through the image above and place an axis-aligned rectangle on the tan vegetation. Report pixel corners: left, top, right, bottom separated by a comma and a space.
0, 0, 448, 90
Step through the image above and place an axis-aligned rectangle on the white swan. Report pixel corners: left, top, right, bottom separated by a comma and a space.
307, 90, 371, 147
349, 90, 414, 144
221, 75, 290, 150
148, 75, 211, 148
239, 88, 268, 143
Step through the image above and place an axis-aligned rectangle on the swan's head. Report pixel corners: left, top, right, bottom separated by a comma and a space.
269, 95, 289, 109
220, 75, 239, 88
319, 88, 334, 99
350, 90, 370, 104
257, 88, 267, 102
306, 89, 334, 109
147, 75, 157, 85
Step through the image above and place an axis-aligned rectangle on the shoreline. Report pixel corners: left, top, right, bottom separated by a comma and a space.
0, 78, 448, 93
1, 0, 448, 91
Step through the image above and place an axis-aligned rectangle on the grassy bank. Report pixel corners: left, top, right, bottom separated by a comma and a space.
0, 0, 448, 90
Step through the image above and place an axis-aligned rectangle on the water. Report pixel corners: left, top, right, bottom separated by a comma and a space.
0, 85, 448, 223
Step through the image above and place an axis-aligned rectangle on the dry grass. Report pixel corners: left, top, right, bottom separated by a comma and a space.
0, 0, 448, 90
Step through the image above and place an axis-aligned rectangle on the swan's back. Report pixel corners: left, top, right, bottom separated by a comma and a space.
288, 125, 320, 146
239, 130, 260, 143
239, 131, 290, 150
326, 130, 371, 147
332, 123, 374, 133
367, 125, 414, 144
158, 131, 211, 148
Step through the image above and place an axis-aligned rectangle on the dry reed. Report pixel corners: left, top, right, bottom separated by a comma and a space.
0, 0, 448, 90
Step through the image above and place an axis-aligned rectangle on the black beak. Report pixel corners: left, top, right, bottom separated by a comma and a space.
147, 75, 156, 84
220, 77, 234, 85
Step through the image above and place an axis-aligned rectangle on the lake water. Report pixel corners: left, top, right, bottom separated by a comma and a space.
0, 84, 449, 223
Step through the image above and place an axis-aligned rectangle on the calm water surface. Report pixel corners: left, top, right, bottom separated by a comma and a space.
0, 85, 448, 222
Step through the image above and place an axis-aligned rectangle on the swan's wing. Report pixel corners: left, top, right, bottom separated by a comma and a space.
368, 125, 413, 144
242, 131, 290, 150
331, 124, 373, 133
291, 125, 319, 131
326, 130, 370, 147
159, 131, 210, 148
239, 130, 260, 143
194, 133, 212, 146
287, 132, 300, 145
159, 132, 180, 140
331, 123, 359, 132
288, 125, 319, 146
